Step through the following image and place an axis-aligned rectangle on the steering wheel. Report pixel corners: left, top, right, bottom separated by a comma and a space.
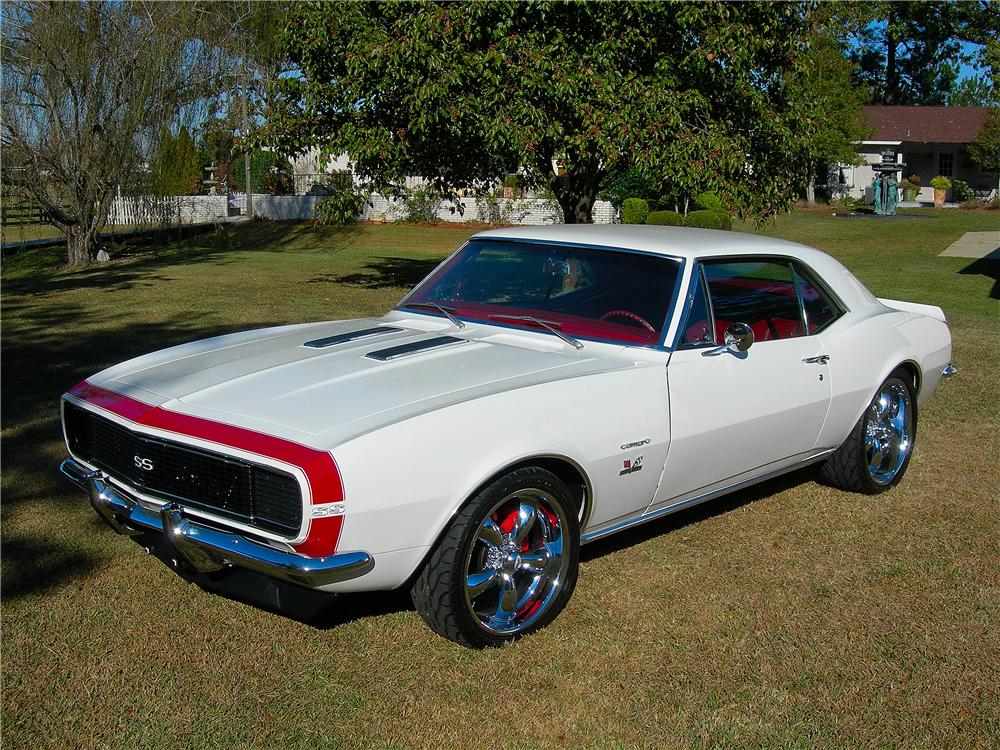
599, 309, 656, 334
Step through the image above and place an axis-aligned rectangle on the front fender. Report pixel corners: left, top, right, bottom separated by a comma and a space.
326, 365, 671, 590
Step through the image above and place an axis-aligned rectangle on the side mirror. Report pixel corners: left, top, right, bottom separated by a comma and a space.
724, 322, 754, 352
703, 322, 754, 357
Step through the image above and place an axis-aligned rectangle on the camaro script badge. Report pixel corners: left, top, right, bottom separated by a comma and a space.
620, 438, 650, 451
620, 455, 644, 476
133, 456, 154, 471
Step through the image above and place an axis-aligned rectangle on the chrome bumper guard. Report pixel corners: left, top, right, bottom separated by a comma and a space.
60, 458, 374, 587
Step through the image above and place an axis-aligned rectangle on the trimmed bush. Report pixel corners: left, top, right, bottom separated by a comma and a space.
684, 210, 732, 230
930, 175, 952, 190
621, 198, 650, 224
693, 191, 724, 212
952, 180, 973, 202
645, 210, 683, 226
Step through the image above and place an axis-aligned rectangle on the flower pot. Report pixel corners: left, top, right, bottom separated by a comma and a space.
933, 188, 946, 207
904, 188, 918, 202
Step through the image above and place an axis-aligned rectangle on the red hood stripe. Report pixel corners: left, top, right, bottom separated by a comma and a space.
66, 380, 343, 556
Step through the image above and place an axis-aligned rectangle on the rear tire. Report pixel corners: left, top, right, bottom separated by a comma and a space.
411, 467, 580, 647
820, 369, 917, 494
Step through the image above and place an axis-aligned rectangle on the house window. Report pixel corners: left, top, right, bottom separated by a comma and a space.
938, 153, 953, 177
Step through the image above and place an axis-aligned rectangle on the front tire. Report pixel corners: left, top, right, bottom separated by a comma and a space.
820, 369, 917, 494
411, 467, 580, 647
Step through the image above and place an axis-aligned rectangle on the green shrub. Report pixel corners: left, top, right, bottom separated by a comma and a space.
930, 175, 952, 190
684, 210, 732, 230
621, 198, 650, 224
404, 184, 443, 223
693, 191, 724, 212
312, 188, 370, 226
645, 210, 683, 226
961, 199, 981, 210
599, 167, 658, 209
900, 178, 917, 191
952, 180, 973, 202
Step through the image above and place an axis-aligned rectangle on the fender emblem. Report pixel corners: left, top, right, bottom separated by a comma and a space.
619, 455, 644, 476
311, 502, 346, 518
133, 455, 154, 471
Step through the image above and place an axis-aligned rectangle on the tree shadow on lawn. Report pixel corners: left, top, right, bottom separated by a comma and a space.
2, 221, 366, 297
0, 296, 289, 599
959, 256, 1000, 300
314, 256, 441, 290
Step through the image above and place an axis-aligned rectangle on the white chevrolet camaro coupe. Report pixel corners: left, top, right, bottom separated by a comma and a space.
61, 225, 955, 646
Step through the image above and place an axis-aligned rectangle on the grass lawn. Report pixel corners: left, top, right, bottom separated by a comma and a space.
2, 212, 998, 749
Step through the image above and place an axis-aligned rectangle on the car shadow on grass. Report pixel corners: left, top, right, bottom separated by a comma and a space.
580, 467, 816, 563
165, 469, 819, 632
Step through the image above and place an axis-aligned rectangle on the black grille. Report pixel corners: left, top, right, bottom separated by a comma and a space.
63, 402, 302, 535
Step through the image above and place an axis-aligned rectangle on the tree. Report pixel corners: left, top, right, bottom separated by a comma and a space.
264, 2, 817, 223
229, 151, 293, 195
1, 2, 230, 265
151, 126, 203, 196
847, 1, 999, 105
948, 76, 996, 107
969, 110, 1000, 197
788, 33, 872, 205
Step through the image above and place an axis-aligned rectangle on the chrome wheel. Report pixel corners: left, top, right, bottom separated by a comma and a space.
463, 489, 570, 635
864, 378, 913, 485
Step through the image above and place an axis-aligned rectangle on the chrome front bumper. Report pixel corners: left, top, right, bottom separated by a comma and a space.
60, 458, 374, 587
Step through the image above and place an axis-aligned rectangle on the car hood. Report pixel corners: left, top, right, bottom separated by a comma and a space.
85, 316, 633, 446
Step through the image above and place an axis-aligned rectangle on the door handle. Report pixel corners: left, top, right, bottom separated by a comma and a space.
802, 355, 830, 365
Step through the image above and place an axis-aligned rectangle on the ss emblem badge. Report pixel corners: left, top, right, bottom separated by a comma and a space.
133, 456, 154, 471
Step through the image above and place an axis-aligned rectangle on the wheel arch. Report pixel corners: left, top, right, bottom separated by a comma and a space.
403, 453, 593, 587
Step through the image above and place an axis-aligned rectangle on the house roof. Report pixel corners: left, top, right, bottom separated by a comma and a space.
862, 106, 991, 144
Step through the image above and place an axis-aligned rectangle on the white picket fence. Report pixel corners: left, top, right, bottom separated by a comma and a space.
108, 192, 617, 227
108, 195, 229, 226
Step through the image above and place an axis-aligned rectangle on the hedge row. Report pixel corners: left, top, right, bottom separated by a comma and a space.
621, 199, 731, 231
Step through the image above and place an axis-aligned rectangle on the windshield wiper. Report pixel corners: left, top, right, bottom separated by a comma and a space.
488, 314, 584, 350
406, 302, 465, 329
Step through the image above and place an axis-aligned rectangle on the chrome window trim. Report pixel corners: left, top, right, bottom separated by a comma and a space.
396, 238, 687, 352
671, 253, 851, 349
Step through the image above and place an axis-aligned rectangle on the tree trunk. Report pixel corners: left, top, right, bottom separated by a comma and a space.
66, 229, 91, 266
884, 9, 897, 105
539, 152, 598, 224
806, 162, 816, 207
554, 182, 597, 224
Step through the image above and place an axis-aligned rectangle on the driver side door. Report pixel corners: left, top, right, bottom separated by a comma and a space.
650, 257, 834, 510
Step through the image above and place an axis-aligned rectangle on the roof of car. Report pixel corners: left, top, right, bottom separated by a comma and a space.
471, 224, 882, 312
471, 224, 817, 260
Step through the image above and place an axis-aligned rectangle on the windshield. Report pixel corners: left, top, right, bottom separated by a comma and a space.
399, 240, 682, 345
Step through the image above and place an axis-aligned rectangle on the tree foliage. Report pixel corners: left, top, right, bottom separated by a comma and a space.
229, 151, 293, 195
969, 110, 1000, 196
264, 1, 818, 223
787, 32, 872, 204
846, 1, 999, 105
151, 126, 203, 196
948, 76, 996, 107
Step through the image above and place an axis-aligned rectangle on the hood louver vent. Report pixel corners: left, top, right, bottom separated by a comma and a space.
365, 336, 466, 361
303, 326, 402, 349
